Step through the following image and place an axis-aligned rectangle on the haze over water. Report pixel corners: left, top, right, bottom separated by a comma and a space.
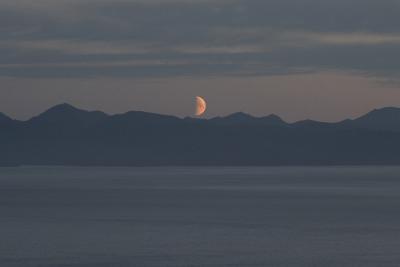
1, 166, 400, 267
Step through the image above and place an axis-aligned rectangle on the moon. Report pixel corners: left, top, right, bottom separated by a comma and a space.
195, 96, 207, 116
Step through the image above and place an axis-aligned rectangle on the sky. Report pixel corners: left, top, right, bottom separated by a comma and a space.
1, 0, 400, 122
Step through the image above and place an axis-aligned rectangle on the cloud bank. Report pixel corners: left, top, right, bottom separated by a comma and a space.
1, 0, 400, 78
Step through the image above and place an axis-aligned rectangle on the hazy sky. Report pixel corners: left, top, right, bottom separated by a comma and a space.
1, 0, 400, 122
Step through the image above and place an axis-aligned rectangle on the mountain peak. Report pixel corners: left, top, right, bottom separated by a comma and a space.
225, 112, 254, 120
208, 112, 255, 124
367, 106, 400, 114
356, 106, 400, 120
209, 112, 286, 126
0, 112, 12, 123
261, 114, 285, 123
30, 103, 85, 121
43, 103, 82, 114
29, 103, 108, 126
352, 106, 400, 132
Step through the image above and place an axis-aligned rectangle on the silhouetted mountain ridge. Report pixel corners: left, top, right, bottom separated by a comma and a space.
2, 104, 400, 166
110, 110, 181, 123
210, 112, 286, 126
0, 112, 12, 123
28, 103, 108, 126
350, 107, 400, 132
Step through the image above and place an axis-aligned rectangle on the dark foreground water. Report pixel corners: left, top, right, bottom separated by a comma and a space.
1, 167, 400, 267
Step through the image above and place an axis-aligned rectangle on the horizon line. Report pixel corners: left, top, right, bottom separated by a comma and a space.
1, 102, 400, 124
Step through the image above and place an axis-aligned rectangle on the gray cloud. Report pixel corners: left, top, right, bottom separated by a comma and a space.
1, 0, 400, 78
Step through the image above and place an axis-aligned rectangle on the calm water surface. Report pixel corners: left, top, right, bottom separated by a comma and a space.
1, 166, 400, 266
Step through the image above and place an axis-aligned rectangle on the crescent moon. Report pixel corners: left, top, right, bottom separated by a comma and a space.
195, 96, 207, 116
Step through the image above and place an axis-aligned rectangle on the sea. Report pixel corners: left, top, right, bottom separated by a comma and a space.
1, 166, 400, 267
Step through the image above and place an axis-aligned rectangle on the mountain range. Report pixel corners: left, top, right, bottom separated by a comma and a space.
2, 103, 400, 166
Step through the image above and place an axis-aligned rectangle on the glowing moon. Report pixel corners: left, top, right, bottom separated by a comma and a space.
195, 96, 207, 116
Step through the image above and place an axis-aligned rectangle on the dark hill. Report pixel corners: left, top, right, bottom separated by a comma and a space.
2, 104, 400, 166
350, 107, 400, 132
210, 112, 287, 126
0, 112, 12, 124
28, 103, 108, 127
